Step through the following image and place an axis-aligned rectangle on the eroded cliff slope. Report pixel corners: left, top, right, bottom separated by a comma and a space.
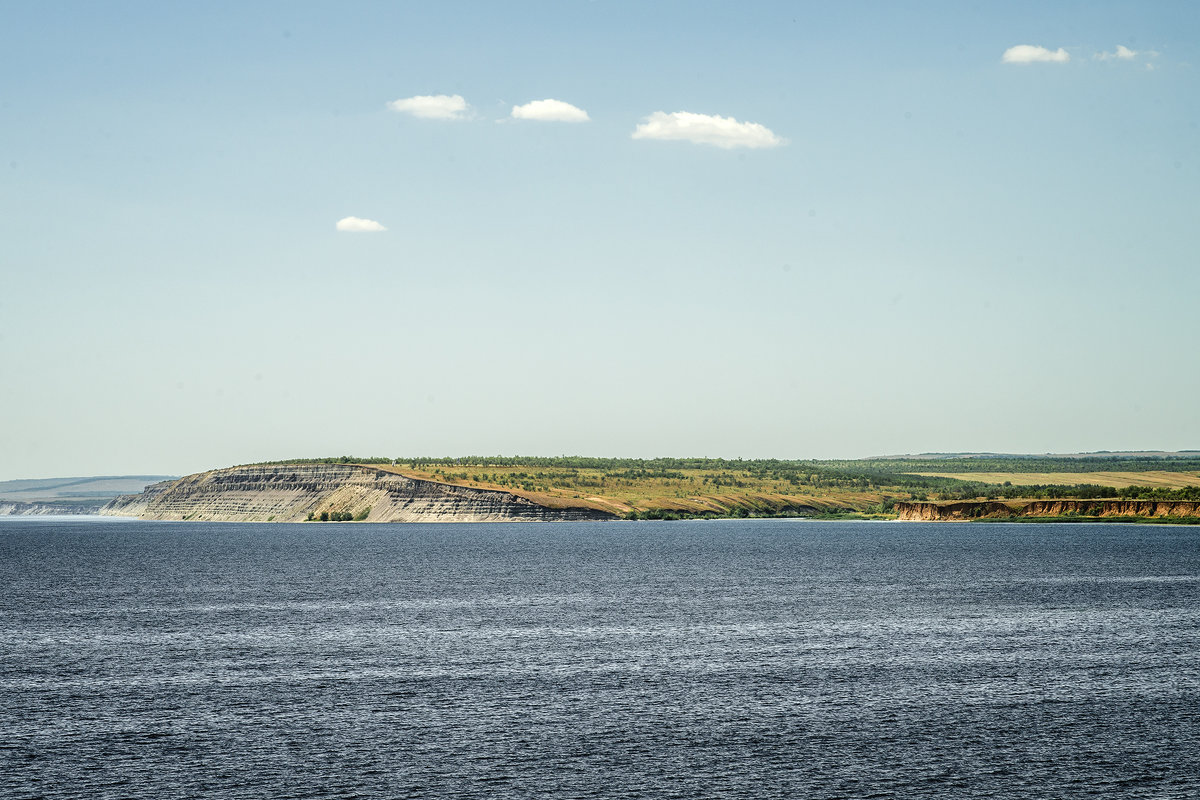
896, 499, 1200, 521
101, 464, 617, 523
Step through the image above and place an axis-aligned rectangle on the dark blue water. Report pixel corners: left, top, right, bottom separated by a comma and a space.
2, 519, 1198, 799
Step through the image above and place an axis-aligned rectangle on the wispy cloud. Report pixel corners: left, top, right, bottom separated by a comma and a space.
631, 111, 783, 149
1002, 45, 1070, 64
511, 98, 590, 122
1096, 44, 1138, 61
387, 94, 469, 120
336, 216, 387, 233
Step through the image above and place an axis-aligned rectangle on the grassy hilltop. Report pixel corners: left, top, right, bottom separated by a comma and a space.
254, 454, 1200, 520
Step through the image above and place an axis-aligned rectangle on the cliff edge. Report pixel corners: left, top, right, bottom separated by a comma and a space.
895, 499, 1200, 522
100, 463, 617, 523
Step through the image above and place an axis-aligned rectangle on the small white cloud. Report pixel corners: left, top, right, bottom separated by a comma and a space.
631, 111, 783, 149
336, 216, 387, 233
387, 94, 469, 120
511, 98, 590, 122
1002, 45, 1070, 64
1097, 44, 1138, 60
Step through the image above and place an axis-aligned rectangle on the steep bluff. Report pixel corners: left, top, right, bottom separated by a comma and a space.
896, 499, 1200, 522
100, 464, 617, 523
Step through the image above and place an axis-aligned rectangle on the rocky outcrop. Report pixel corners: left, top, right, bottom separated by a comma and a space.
896, 499, 1200, 522
894, 501, 1020, 521
1020, 499, 1200, 518
99, 479, 177, 518
100, 463, 617, 523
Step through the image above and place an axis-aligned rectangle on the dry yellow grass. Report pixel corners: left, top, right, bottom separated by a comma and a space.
368, 463, 883, 515
908, 471, 1200, 488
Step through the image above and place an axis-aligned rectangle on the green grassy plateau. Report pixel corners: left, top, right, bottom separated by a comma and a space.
261, 454, 1200, 520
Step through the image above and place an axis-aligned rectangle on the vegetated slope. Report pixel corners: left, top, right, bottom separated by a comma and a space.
907, 471, 1200, 488
103, 454, 1200, 523
371, 463, 865, 518
363, 454, 1200, 518
101, 464, 615, 523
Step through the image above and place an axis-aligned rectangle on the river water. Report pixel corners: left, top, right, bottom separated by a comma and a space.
2, 518, 1197, 799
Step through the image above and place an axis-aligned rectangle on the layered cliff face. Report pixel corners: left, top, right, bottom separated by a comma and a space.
0, 501, 104, 516
894, 501, 1015, 521
896, 499, 1200, 522
100, 464, 617, 523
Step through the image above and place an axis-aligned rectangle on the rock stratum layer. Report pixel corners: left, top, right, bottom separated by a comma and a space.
0, 501, 104, 516
896, 499, 1200, 522
100, 464, 617, 523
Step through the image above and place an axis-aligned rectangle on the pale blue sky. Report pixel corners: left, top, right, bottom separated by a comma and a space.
2, 1, 1197, 479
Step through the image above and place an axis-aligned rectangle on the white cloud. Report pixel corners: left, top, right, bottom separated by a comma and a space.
511, 98, 590, 122
631, 111, 783, 149
1097, 44, 1138, 60
387, 94, 469, 120
336, 216, 387, 233
1002, 45, 1070, 64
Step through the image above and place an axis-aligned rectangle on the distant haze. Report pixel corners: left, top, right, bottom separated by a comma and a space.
0, 476, 173, 503
2, 2, 1197, 481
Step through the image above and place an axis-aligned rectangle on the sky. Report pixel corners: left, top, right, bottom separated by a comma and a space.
2, 1, 1198, 480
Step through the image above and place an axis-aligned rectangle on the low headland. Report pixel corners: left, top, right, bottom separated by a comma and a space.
0, 475, 176, 516
96, 453, 1200, 524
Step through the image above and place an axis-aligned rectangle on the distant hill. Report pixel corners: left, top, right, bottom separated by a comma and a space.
0, 475, 176, 515
868, 451, 1200, 460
